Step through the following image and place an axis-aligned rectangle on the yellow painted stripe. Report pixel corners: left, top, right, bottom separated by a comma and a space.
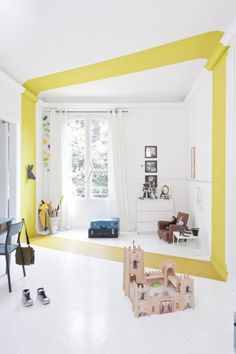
23, 89, 38, 103
211, 51, 228, 281
24, 31, 223, 96
31, 235, 224, 281
21, 93, 36, 239
211, 255, 228, 281
205, 43, 229, 71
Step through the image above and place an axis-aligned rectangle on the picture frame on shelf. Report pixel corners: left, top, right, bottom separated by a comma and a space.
145, 160, 157, 173
145, 145, 157, 158
145, 175, 158, 187
160, 184, 170, 199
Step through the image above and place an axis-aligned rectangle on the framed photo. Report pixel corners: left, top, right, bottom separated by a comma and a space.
145, 175, 158, 187
145, 160, 157, 173
145, 145, 157, 158
191, 147, 196, 178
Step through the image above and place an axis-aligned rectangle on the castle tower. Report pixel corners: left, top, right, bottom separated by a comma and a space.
133, 283, 149, 317
123, 241, 145, 296
162, 262, 176, 287
179, 275, 194, 309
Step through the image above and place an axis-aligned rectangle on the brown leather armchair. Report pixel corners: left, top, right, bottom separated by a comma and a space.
157, 212, 189, 243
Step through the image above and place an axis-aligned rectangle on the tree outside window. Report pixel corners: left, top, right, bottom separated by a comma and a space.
67, 117, 109, 199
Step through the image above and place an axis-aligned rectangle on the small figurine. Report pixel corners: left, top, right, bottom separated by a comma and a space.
27, 164, 36, 180
142, 183, 151, 199
149, 181, 158, 199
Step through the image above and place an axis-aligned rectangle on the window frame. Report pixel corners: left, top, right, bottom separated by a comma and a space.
67, 113, 109, 201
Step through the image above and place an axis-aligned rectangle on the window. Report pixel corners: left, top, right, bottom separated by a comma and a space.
67, 115, 109, 199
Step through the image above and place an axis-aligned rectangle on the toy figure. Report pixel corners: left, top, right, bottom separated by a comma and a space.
149, 181, 158, 199
142, 183, 150, 199
38, 200, 49, 230
27, 164, 36, 180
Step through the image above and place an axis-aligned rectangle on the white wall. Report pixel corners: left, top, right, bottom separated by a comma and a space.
123, 106, 188, 225
0, 121, 8, 216
0, 71, 22, 123
186, 71, 212, 254
0, 70, 23, 219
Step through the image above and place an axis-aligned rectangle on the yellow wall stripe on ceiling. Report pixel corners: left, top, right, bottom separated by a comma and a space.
24, 31, 223, 96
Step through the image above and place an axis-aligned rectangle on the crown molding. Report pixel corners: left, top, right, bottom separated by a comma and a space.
41, 101, 186, 110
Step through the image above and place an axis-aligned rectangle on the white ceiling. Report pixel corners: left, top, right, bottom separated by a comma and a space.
0, 0, 236, 102
40, 60, 206, 103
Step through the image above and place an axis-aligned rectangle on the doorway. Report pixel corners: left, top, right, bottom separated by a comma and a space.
0, 120, 18, 218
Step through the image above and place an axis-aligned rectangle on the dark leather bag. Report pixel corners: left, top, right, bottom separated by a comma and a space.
15, 219, 35, 265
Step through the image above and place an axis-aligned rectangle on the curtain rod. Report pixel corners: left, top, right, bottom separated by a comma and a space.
54, 110, 128, 113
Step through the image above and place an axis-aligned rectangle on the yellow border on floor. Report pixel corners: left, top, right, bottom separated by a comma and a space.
31, 235, 223, 281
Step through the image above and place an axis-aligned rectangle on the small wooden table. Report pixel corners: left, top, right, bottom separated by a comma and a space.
173, 231, 198, 247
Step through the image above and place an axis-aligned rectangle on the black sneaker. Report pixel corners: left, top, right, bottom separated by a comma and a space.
22, 289, 33, 307
37, 287, 50, 305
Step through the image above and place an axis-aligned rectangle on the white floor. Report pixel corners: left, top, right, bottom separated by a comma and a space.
0, 246, 235, 354
54, 229, 210, 261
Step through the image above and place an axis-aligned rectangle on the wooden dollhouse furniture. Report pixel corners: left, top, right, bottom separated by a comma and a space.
173, 230, 199, 248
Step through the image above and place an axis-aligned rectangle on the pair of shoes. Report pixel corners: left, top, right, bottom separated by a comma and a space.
22, 288, 50, 307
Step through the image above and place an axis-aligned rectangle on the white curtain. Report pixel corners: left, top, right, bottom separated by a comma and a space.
109, 109, 134, 231
45, 110, 71, 230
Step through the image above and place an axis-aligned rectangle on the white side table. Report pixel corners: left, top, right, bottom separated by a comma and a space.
173, 231, 198, 247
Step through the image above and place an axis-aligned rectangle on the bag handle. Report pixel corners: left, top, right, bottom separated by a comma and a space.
22, 218, 30, 245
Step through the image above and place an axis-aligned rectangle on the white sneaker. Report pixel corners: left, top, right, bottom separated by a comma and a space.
37, 287, 50, 305
22, 289, 33, 307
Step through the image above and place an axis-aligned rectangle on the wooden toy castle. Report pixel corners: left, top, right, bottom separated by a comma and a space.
123, 242, 194, 317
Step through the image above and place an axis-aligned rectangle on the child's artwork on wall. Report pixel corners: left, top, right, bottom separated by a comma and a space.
42, 114, 51, 172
